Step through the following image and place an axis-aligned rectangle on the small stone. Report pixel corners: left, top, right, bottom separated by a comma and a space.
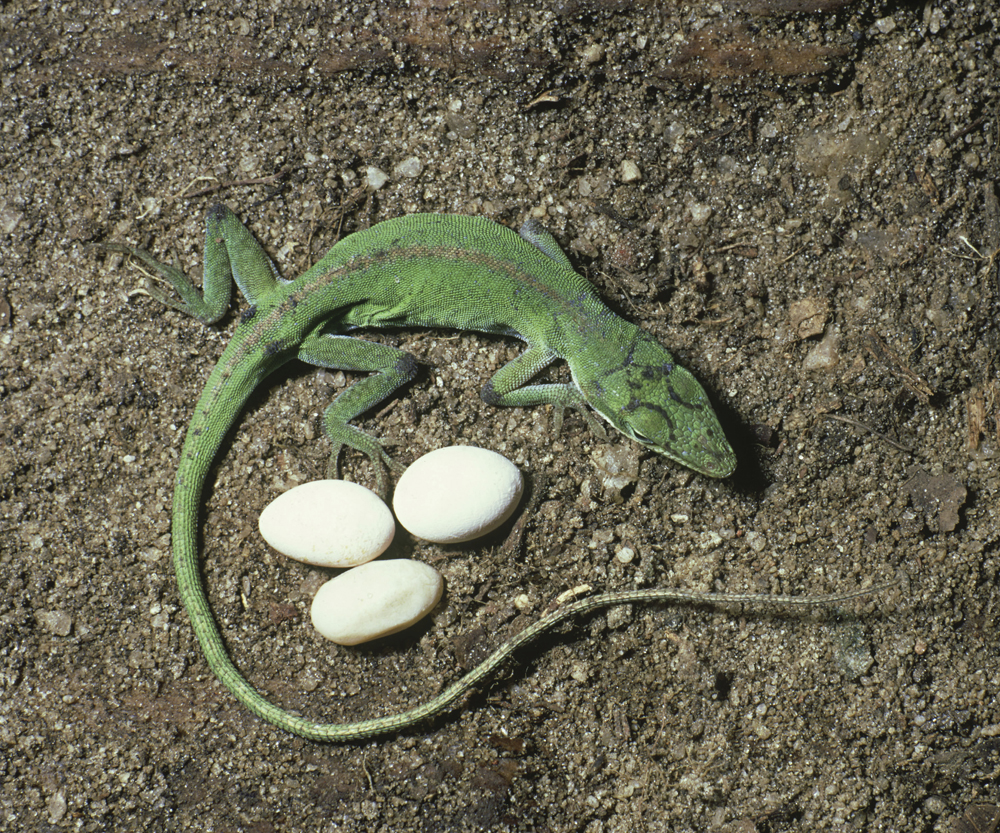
393, 156, 423, 178
615, 546, 635, 564
366, 166, 389, 190
0, 206, 24, 234
393, 446, 523, 543
48, 792, 67, 823
259, 480, 395, 568
927, 7, 945, 34
925, 308, 950, 329
310, 560, 443, 645
606, 604, 632, 629
687, 200, 713, 225
923, 797, 947, 816
620, 160, 642, 183
802, 326, 841, 371
591, 443, 641, 497
444, 112, 476, 139
37, 609, 73, 637
789, 297, 830, 340
875, 16, 896, 34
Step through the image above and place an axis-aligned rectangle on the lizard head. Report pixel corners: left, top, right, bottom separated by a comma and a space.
583, 334, 737, 478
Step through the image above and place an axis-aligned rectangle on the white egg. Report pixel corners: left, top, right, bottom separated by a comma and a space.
393, 446, 523, 543
258, 479, 395, 568
310, 560, 443, 645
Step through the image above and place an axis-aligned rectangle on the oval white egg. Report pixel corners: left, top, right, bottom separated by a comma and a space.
393, 446, 523, 543
310, 559, 443, 645
258, 479, 394, 568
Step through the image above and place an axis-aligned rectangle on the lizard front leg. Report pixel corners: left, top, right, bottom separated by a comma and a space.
297, 332, 418, 496
480, 343, 607, 439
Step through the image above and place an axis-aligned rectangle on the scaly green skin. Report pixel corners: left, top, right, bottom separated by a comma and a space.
107, 206, 894, 740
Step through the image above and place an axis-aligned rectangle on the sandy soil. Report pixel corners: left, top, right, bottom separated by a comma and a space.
1, 1, 998, 830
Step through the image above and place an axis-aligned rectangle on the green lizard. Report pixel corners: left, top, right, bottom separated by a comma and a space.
108, 205, 895, 740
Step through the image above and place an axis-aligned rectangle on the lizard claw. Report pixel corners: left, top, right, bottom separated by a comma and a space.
552, 403, 607, 440
326, 442, 403, 500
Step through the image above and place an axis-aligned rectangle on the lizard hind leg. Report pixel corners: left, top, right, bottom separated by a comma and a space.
298, 332, 418, 497
101, 203, 279, 324
101, 240, 233, 325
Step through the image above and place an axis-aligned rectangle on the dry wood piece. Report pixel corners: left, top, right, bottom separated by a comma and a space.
732, 0, 859, 12
651, 23, 851, 85
30, 1, 864, 90
984, 181, 1000, 293
953, 803, 1000, 833
822, 414, 913, 453
862, 329, 934, 404
967, 387, 986, 451
966, 380, 999, 451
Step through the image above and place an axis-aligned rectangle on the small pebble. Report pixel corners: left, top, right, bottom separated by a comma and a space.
365, 166, 389, 190
801, 325, 842, 371
615, 546, 635, 565
310, 560, 443, 645
620, 160, 642, 183
393, 156, 423, 178
687, 200, 713, 225
393, 446, 523, 543
259, 480, 395, 568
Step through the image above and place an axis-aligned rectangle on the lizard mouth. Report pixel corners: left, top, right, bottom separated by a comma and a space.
632, 430, 737, 479
684, 432, 737, 478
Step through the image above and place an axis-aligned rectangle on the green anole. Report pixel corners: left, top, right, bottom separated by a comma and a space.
108, 206, 895, 740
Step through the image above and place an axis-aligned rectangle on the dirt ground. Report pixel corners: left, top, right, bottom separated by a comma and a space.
2, 1, 999, 830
